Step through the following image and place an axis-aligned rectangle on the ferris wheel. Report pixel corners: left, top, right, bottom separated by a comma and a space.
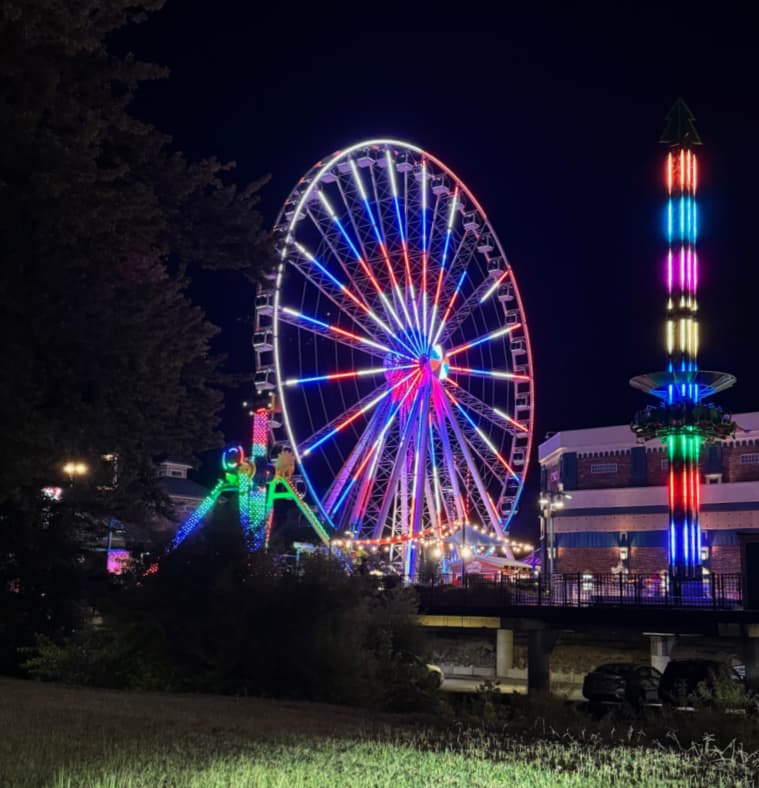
265, 140, 534, 574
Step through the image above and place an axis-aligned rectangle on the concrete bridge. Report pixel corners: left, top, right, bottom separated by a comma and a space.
411, 572, 759, 694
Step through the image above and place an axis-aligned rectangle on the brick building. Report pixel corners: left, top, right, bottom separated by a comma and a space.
538, 412, 759, 575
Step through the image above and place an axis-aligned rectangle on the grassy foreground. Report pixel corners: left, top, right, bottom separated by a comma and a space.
1, 678, 757, 787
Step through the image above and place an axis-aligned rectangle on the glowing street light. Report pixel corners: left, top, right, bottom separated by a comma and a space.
539, 489, 572, 580
62, 461, 88, 482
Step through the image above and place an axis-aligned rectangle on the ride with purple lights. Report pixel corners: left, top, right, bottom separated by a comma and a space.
631, 100, 736, 579
269, 140, 534, 575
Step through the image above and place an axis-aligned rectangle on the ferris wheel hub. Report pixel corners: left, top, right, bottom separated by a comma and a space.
430, 344, 449, 380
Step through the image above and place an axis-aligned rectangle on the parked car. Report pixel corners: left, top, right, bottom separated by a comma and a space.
582, 663, 662, 705
658, 659, 744, 706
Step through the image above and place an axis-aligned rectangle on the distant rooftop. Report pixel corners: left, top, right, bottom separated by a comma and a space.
157, 456, 195, 468
539, 411, 759, 463
159, 476, 208, 500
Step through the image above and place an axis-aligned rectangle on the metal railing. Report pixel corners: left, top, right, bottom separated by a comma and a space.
409, 572, 743, 610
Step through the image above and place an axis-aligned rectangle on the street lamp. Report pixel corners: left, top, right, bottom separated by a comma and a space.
539, 489, 572, 582
457, 521, 474, 584
62, 461, 88, 484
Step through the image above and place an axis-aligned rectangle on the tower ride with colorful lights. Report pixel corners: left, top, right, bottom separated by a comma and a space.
162, 139, 534, 571
631, 100, 736, 579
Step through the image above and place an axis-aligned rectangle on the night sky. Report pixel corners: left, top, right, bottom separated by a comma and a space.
115, 5, 759, 539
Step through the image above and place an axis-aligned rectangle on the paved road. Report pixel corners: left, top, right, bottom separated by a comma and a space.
441, 675, 584, 700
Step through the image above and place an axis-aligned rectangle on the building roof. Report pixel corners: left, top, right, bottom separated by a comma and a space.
539, 411, 759, 464
156, 455, 196, 468
159, 476, 208, 500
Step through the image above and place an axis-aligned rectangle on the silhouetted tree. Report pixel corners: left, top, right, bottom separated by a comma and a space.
0, 0, 271, 669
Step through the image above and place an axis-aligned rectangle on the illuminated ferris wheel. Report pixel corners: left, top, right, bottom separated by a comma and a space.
267, 140, 534, 574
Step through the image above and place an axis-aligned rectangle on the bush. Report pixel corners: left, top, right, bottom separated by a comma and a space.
690, 671, 756, 712
21, 549, 438, 711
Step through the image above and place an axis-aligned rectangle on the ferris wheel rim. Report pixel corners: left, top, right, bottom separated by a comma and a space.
270, 138, 535, 552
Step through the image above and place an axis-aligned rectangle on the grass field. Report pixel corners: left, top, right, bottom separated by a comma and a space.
1, 677, 757, 787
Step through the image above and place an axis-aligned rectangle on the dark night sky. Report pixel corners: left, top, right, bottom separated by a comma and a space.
114, 5, 759, 538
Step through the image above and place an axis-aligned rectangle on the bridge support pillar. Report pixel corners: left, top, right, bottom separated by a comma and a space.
647, 633, 676, 673
496, 629, 514, 678
527, 629, 557, 694
743, 625, 759, 693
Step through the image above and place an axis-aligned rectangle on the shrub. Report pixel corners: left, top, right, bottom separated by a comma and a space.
21, 552, 438, 711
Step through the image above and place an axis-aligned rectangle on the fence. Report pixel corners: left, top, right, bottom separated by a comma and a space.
410, 572, 743, 610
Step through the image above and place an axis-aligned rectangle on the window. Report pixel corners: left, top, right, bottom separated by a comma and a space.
661, 459, 669, 471
170, 470, 183, 477
590, 462, 618, 474
740, 453, 759, 465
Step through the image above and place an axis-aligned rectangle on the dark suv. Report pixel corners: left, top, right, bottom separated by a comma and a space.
658, 659, 744, 706
582, 663, 662, 705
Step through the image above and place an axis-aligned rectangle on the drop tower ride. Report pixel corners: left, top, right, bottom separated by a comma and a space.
631, 99, 736, 578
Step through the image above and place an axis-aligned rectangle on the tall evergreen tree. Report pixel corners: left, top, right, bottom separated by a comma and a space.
0, 0, 271, 666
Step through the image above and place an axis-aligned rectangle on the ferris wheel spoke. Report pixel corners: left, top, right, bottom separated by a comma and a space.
446, 323, 522, 358
407, 383, 431, 574
317, 189, 411, 345
341, 424, 387, 528
445, 416, 502, 505
300, 209, 417, 357
423, 475, 442, 538
446, 390, 520, 481
358, 161, 420, 350
440, 269, 511, 342
309, 190, 409, 347
378, 150, 423, 352
301, 369, 420, 458
283, 363, 413, 388
439, 394, 506, 539
433, 411, 468, 526
448, 415, 501, 481
384, 150, 423, 341
287, 239, 393, 344
371, 396, 422, 539
422, 175, 442, 266
327, 375, 416, 521
304, 204, 373, 310
347, 425, 394, 533
347, 379, 418, 533
427, 420, 445, 534
416, 160, 430, 338
438, 228, 479, 310
353, 378, 419, 534
479, 268, 511, 306
422, 180, 446, 346
430, 189, 460, 327
336, 170, 375, 266
448, 365, 530, 382
325, 401, 389, 520
446, 380, 528, 435
429, 228, 479, 344
297, 383, 383, 456
430, 268, 468, 348
278, 306, 409, 360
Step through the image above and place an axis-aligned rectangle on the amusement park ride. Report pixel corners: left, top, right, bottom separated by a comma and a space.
631, 100, 736, 578
157, 139, 535, 574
